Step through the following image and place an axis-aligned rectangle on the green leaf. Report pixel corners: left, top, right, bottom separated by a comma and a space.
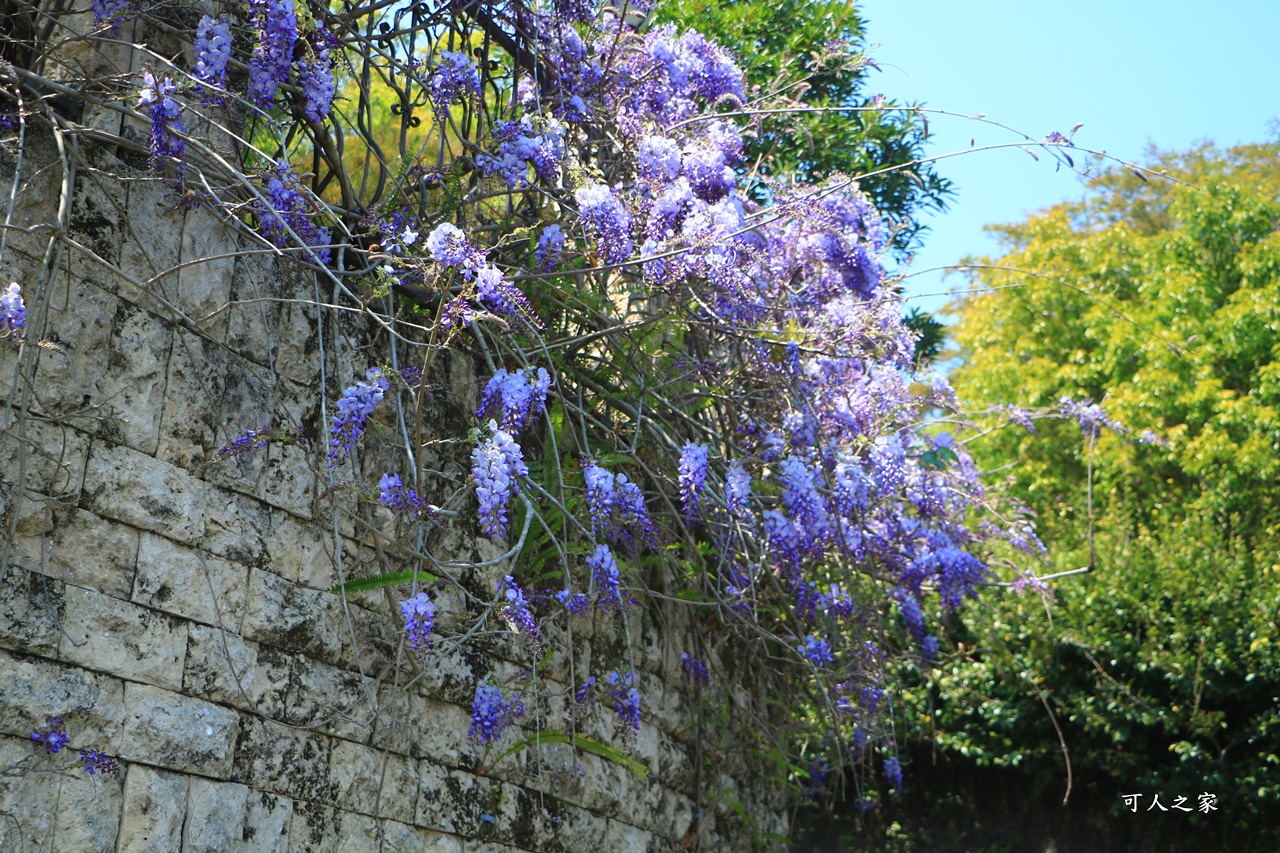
492, 729, 649, 779
329, 569, 438, 595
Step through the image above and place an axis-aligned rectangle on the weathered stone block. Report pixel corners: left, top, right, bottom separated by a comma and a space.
232, 717, 335, 804
184, 777, 292, 853
0, 650, 126, 745
7, 504, 139, 600
133, 532, 249, 627
241, 568, 345, 664
58, 583, 186, 691
119, 682, 239, 777
83, 440, 207, 543
118, 764, 189, 853
0, 562, 63, 656
282, 654, 376, 743
184, 623, 292, 719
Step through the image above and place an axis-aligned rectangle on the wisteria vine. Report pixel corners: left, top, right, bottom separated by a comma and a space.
0, 0, 1111, 828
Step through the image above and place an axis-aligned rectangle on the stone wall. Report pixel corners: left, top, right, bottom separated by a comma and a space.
0, 112, 786, 848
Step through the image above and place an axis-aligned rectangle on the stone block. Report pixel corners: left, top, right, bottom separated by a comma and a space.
184, 777, 292, 853
266, 511, 336, 586
6, 504, 139, 599
58, 583, 186, 691
83, 440, 207, 543
0, 417, 90, 498
133, 532, 249, 627
184, 623, 292, 718
175, 206, 237, 340
99, 300, 174, 454
286, 800, 342, 853
200, 486, 272, 566
0, 650, 126, 745
232, 717, 335, 804
119, 682, 239, 777
282, 654, 376, 743
328, 739, 420, 823
415, 762, 499, 838
241, 568, 345, 665
379, 821, 464, 853
118, 764, 190, 853
0, 562, 63, 657
225, 252, 282, 373
372, 683, 468, 767
603, 819, 658, 853
0, 736, 58, 851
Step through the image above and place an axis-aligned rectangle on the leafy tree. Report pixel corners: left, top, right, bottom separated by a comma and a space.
892, 144, 1280, 850
653, 0, 952, 255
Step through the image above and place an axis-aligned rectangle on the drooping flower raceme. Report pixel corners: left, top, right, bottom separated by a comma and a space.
327, 367, 389, 467
678, 442, 710, 517
256, 161, 333, 264
378, 473, 432, 520
425, 222, 476, 268
536, 225, 564, 271
587, 544, 623, 614
137, 72, 184, 170
1, 283, 25, 335
478, 368, 551, 437
605, 671, 641, 739
681, 652, 710, 684
799, 635, 834, 668
248, 0, 297, 105
298, 45, 337, 122
468, 682, 524, 746
471, 423, 528, 539
193, 15, 232, 102
400, 591, 435, 653
575, 183, 632, 264
500, 575, 540, 650
430, 51, 479, 114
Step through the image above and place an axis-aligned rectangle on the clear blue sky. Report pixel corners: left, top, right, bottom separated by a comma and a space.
858, 0, 1280, 315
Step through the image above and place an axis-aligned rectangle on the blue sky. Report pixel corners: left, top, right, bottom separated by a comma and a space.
857, 0, 1280, 315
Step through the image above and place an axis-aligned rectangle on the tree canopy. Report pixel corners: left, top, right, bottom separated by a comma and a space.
903, 143, 1280, 850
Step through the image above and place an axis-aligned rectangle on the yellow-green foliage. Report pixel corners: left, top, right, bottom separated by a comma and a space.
918, 144, 1280, 846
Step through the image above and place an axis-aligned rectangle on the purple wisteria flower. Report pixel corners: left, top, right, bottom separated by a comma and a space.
425, 222, 476, 268
30, 718, 70, 754
587, 544, 623, 614
677, 442, 710, 517
500, 574, 541, 650
575, 183, 632, 264
472, 422, 528, 539
378, 473, 433, 520
921, 635, 940, 663
798, 634, 834, 667
256, 161, 333, 264
555, 588, 590, 616
605, 671, 641, 739
400, 591, 435, 653
468, 682, 524, 746
248, 0, 297, 106
883, 755, 903, 792
298, 45, 336, 122
209, 423, 302, 464
92, 0, 132, 30
1, 282, 26, 335
475, 264, 540, 325
430, 51, 479, 115
581, 460, 656, 554
1059, 396, 1125, 439
327, 367, 389, 467
536, 225, 564, 271
724, 459, 752, 518
681, 652, 710, 684
193, 15, 232, 103
137, 72, 184, 171
478, 368, 551, 437
79, 748, 120, 776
